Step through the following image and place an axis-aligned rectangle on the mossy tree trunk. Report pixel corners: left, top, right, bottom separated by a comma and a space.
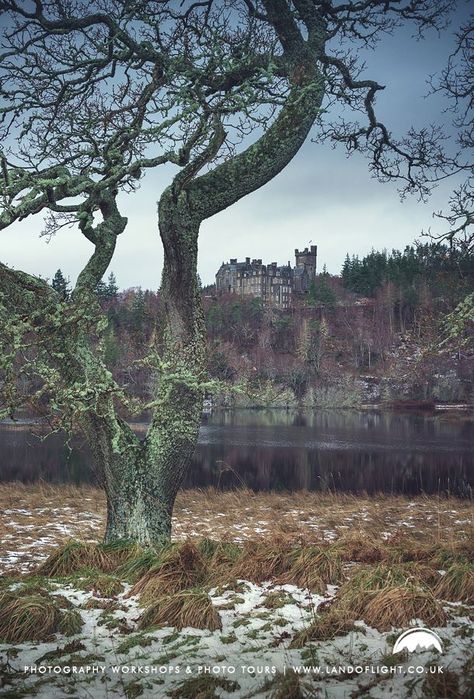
97, 192, 206, 546
0, 5, 326, 548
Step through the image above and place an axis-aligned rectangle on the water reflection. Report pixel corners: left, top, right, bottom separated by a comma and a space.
0, 410, 472, 496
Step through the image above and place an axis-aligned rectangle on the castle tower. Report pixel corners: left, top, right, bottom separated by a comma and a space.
295, 245, 317, 279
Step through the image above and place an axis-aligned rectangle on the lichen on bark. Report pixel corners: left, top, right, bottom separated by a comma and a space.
0, 0, 328, 548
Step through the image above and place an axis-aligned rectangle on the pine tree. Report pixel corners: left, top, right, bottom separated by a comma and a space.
94, 279, 108, 301
51, 269, 70, 299
309, 268, 336, 307
106, 272, 119, 300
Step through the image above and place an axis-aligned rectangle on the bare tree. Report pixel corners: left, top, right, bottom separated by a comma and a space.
0, 0, 456, 546
427, 14, 473, 253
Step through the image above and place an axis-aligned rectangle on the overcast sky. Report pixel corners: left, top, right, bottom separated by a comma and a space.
1, 2, 470, 289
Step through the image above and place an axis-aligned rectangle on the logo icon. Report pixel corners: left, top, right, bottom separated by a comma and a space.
393, 628, 443, 654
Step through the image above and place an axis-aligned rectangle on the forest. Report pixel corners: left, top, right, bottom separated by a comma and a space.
51, 241, 474, 410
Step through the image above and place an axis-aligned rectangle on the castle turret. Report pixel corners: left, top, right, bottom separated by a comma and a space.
295, 245, 317, 279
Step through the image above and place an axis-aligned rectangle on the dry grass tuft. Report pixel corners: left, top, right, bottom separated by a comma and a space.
382, 532, 434, 564
0, 589, 62, 642
227, 539, 293, 584
422, 669, 461, 698
290, 606, 357, 647
196, 538, 221, 559
131, 542, 207, 602
363, 586, 446, 632
170, 676, 239, 699
205, 541, 243, 575
453, 526, 474, 562
434, 563, 474, 603
279, 546, 343, 592
138, 589, 222, 632
116, 549, 160, 580
84, 574, 124, 598
312, 563, 448, 634
338, 563, 437, 613
35, 540, 130, 577
57, 608, 84, 636
269, 669, 309, 699
331, 534, 385, 563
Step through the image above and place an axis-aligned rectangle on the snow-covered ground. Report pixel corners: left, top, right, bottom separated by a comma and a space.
1, 578, 472, 698
0, 486, 472, 697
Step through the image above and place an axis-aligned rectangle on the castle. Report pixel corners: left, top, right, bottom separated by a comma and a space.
215, 245, 317, 309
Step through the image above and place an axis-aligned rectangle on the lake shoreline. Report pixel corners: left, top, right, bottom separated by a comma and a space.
1, 484, 472, 575
1, 408, 473, 496
1, 400, 474, 430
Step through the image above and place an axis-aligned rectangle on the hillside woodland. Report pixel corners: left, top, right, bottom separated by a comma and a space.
46, 243, 474, 411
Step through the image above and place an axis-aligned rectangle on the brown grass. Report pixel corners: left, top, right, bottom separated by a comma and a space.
288, 562, 446, 637
138, 590, 222, 631
338, 564, 444, 627
204, 540, 243, 570
422, 669, 461, 698
0, 589, 62, 642
290, 605, 357, 647
1, 483, 472, 575
293, 569, 446, 643
269, 670, 310, 699
36, 541, 124, 577
338, 563, 438, 606
278, 546, 343, 592
226, 539, 294, 584
130, 542, 207, 602
331, 533, 385, 563
128, 538, 344, 596
363, 586, 446, 632
1, 483, 472, 651
170, 676, 239, 699
434, 563, 474, 603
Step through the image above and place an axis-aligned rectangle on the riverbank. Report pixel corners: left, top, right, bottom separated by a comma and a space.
1, 486, 473, 697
